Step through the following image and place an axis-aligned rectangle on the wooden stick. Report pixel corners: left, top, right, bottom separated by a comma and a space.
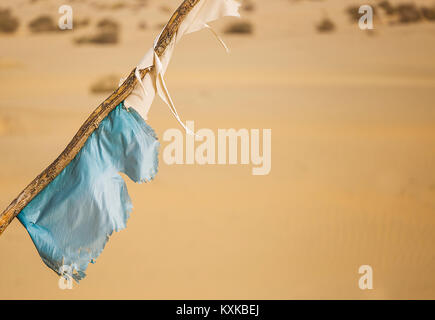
0, 0, 201, 236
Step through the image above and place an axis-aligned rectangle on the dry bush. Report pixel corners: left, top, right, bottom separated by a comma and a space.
421, 6, 435, 21
87, 32, 117, 44
74, 18, 90, 29
378, 0, 395, 15
379, 1, 430, 25
316, 18, 335, 33
75, 31, 118, 44
90, 75, 120, 94
75, 18, 119, 45
28, 15, 58, 33
97, 18, 119, 31
0, 9, 19, 34
224, 21, 253, 34
396, 3, 422, 24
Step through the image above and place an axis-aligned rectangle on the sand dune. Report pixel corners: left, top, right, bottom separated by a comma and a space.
0, 117, 7, 136
0, 0, 434, 299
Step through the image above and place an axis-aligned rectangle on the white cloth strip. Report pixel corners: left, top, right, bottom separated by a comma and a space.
124, 0, 241, 131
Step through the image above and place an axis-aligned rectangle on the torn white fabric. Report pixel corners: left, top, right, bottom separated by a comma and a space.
124, 0, 241, 131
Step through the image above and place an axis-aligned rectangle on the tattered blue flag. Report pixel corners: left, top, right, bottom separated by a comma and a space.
18, 103, 159, 281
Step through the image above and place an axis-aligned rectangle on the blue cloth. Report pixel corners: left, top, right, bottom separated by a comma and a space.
18, 102, 159, 281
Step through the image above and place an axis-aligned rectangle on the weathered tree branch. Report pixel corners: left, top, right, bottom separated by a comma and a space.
0, 0, 201, 236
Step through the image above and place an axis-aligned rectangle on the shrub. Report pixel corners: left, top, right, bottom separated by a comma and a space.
0, 9, 19, 34
75, 19, 119, 45
97, 18, 119, 31
378, 1, 395, 15
75, 31, 118, 44
90, 75, 120, 94
316, 18, 335, 33
29, 15, 57, 33
396, 4, 422, 24
224, 21, 253, 34
421, 6, 435, 21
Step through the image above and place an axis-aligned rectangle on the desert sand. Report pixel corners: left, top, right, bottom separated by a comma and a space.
0, 0, 435, 299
